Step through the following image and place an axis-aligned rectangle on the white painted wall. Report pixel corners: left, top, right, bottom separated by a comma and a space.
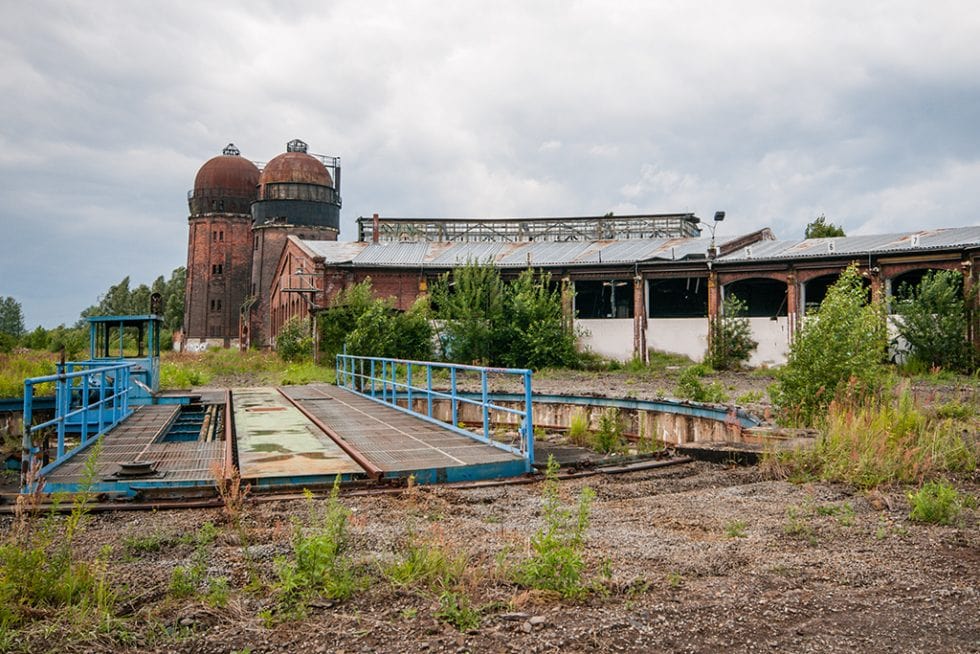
746, 317, 791, 367
182, 338, 240, 352
647, 318, 708, 362
577, 318, 635, 361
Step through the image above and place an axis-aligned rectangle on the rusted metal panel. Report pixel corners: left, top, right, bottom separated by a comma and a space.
233, 387, 363, 479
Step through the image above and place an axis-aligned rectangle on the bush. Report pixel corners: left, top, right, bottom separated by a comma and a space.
908, 480, 964, 525
893, 269, 974, 373
771, 264, 887, 426
276, 316, 312, 362
431, 260, 508, 365
318, 281, 375, 358
567, 409, 591, 447
593, 407, 623, 454
676, 364, 728, 403
705, 295, 757, 370
501, 269, 578, 370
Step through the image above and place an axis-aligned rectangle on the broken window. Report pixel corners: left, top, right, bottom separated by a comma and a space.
575, 279, 633, 319
648, 277, 708, 318
724, 278, 787, 317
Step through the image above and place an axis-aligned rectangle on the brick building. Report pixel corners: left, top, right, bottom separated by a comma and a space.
182, 140, 341, 350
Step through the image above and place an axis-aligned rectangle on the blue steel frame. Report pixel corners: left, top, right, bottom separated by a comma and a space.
336, 355, 534, 468
21, 362, 134, 488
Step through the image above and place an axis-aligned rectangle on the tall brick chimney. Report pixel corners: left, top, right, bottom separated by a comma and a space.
372, 213, 380, 244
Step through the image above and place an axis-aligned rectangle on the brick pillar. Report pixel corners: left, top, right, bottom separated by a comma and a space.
706, 270, 720, 352
965, 258, 979, 350
786, 270, 798, 341
561, 276, 574, 335
633, 275, 647, 363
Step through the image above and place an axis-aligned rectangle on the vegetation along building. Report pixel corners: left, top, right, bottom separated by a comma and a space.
183, 143, 980, 363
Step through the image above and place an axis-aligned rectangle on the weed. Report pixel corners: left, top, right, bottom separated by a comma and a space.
567, 409, 591, 447
168, 522, 220, 600
205, 577, 231, 608
736, 390, 764, 404
123, 532, 171, 558
724, 519, 748, 538
676, 365, 728, 403
385, 527, 467, 590
934, 399, 976, 420
435, 591, 481, 631
272, 480, 360, 619
513, 456, 596, 599
782, 506, 817, 545
666, 571, 684, 589
593, 407, 623, 454
908, 480, 963, 525
400, 607, 418, 620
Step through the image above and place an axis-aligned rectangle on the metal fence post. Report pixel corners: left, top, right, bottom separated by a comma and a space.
481, 369, 489, 442
450, 366, 458, 428
426, 364, 433, 418
524, 369, 534, 465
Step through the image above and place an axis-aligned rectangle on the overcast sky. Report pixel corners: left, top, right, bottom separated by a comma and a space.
2, 1, 979, 328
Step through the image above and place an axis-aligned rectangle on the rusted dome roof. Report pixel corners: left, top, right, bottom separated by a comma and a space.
259, 140, 334, 189
193, 144, 260, 198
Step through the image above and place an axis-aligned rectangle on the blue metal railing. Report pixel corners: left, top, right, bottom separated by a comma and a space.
336, 355, 534, 467
21, 361, 134, 486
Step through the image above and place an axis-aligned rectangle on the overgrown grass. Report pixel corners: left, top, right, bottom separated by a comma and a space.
385, 528, 468, 590
0, 439, 118, 636
512, 456, 596, 599
567, 409, 591, 447
593, 407, 623, 454
0, 351, 57, 397
159, 350, 334, 389
769, 388, 978, 489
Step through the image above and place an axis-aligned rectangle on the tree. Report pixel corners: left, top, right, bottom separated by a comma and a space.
893, 269, 974, 372
705, 295, 757, 370
771, 264, 887, 426
431, 260, 508, 365
804, 215, 846, 239
318, 280, 376, 358
0, 296, 25, 338
501, 269, 577, 369
163, 267, 186, 331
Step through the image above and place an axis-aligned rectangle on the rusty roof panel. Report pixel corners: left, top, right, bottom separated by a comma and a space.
719, 226, 980, 262
301, 240, 367, 263
353, 242, 430, 266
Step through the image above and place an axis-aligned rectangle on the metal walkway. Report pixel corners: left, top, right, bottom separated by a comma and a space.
40, 384, 527, 495
280, 384, 526, 483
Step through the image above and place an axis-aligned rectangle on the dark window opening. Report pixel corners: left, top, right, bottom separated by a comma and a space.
219, 230, 224, 241
891, 268, 959, 301
648, 277, 708, 318
725, 278, 787, 317
805, 274, 873, 312
212, 263, 223, 275
575, 279, 633, 319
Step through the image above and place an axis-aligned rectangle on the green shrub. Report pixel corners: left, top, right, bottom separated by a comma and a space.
513, 456, 596, 599
705, 295, 757, 370
908, 480, 963, 525
500, 269, 578, 370
771, 264, 887, 426
593, 407, 623, 454
676, 364, 728, 403
385, 532, 467, 590
276, 317, 312, 362
893, 269, 974, 373
318, 280, 375, 358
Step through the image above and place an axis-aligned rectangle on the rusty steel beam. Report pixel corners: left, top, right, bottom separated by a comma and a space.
275, 387, 384, 480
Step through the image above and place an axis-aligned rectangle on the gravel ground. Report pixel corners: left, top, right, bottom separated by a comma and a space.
4, 461, 978, 653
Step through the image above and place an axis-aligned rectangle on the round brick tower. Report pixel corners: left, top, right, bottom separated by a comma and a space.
183, 144, 260, 349
250, 139, 341, 346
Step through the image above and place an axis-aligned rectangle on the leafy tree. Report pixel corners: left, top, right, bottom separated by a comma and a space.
431, 260, 508, 365
163, 267, 186, 331
804, 215, 846, 239
47, 324, 88, 359
501, 269, 577, 369
771, 264, 887, 426
318, 280, 376, 358
705, 295, 757, 370
21, 326, 51, 351
893, 269, 974, 372
0, 296, 25, 338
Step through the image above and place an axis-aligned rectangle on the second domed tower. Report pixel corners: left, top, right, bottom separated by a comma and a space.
250, 139, 342, 345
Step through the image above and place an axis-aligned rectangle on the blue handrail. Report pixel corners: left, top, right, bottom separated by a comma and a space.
336, 355, 534, 468
21, 361, 134, 488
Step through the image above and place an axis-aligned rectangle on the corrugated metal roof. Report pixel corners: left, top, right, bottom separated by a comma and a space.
427, 242, 508, 266
353, 242, 430, 266
719, 226, 980, 262
301, 240, 367, 263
